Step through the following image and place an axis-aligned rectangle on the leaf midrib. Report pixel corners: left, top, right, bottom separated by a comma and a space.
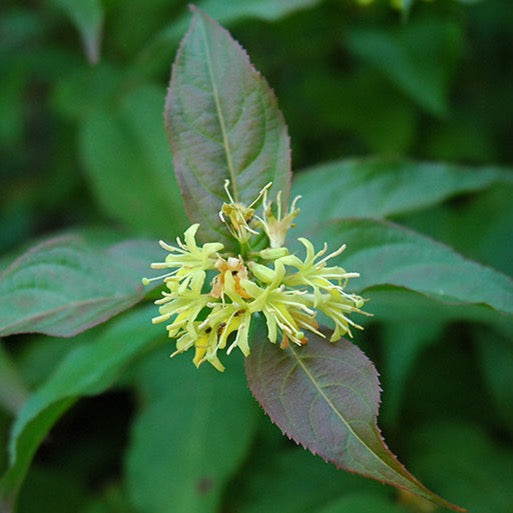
287, 343, 409, 486
0, 294, 136, 337
198, 16, 239, 202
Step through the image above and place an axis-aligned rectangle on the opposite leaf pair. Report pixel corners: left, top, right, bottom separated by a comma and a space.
144, 6, 465, 511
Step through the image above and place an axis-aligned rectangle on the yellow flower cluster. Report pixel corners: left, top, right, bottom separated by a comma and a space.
144, 183, 368, 371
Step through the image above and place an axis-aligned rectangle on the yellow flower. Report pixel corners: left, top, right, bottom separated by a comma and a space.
152, 269, 209, 338
144, 185, 369, 371
205, 270, 253, 357
210, 256, 251, 299
172, 322, 225, 372
256, 188, 301, 249
314, 289, 367, 341
281, 238, 361, 306
242, 261, 317, 347
219, 180, 269, 244
201, 300, 252, 357
142, 223, 223, 286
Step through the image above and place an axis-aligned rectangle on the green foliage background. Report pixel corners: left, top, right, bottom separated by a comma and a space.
1, 1, 512, 512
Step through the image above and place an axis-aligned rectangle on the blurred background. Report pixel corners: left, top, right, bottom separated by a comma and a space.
1, 1, 513, 512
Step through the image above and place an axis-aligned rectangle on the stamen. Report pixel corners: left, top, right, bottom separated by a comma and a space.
223, 179, 236, 204
290, 195, 302, 211
152, 313, 172, 324
159, 240, 181, 252
297, 318, 325, 337
150, 262, 171, 269
248, 182, 272, 209
320, 243, 346, 264
142, 271, 176, 285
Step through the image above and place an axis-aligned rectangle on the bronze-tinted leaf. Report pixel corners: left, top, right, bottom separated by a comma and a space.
245, 329, 465, 512
165, 7, 291, 247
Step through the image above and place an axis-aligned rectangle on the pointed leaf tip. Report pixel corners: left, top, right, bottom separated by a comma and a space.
165, 6, 292, 247
245, 330, 466, 512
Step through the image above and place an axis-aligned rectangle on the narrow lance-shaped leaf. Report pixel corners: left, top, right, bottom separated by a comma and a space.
245, 329, 465, 512
0, 234, 163, 338
165, 6, 291, 247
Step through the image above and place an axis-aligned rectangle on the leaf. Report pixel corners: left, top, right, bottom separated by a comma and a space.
16, 337, 76, 389
245, 330, 464, 511
0, 342, 27, 416
231, 445, 383, 513
125, 347, 258, 513
476, 331, 513, 433
53, 63, 123, 122
165, 6, 291, 247
16, 466, 88, 513
346, 18, 463, 116
0, 233, 162, 338
0, 306, 159, 511
380, 322, 442, 428
186, 0, 320, 23
52, 0, 103, 64
80, 84, 188, 238
315, 493, 409, 513
398, 185, 513, 278
397, 336, 491, 426
406, 421, 513, 513
308, 219, 513, 320
293, 158, 513, 234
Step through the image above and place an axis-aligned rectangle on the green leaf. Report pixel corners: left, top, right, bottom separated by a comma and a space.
315, 493, 409, 513
0, 233, 161, 337
398, 185, 513, 278
309, 219, 513, 320
346, 18, 463, 116
293, 159, 513, 234
0, 342, 27, 416
245, 330, 464, 511
231, 445, 383, 513
0, 306, 159, 511
380, 322, 441, 428
406, 421, 513, 513
80, 84, 188, 238
52, 63, 123, 122
81, 484, 136, 513
189, 0, 320, 22
125, 347, 258, 513
16, 337, 76, 389
0, 68, 25, 148
16, 466, 88, 513
476, 331, 513, 433
51, 0, 103, 64
165, 6, 291, 246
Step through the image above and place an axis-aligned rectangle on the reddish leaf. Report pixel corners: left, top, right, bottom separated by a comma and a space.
245, 329, 465, 512
165, 6, 291, 247
0, 234, 161, 338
